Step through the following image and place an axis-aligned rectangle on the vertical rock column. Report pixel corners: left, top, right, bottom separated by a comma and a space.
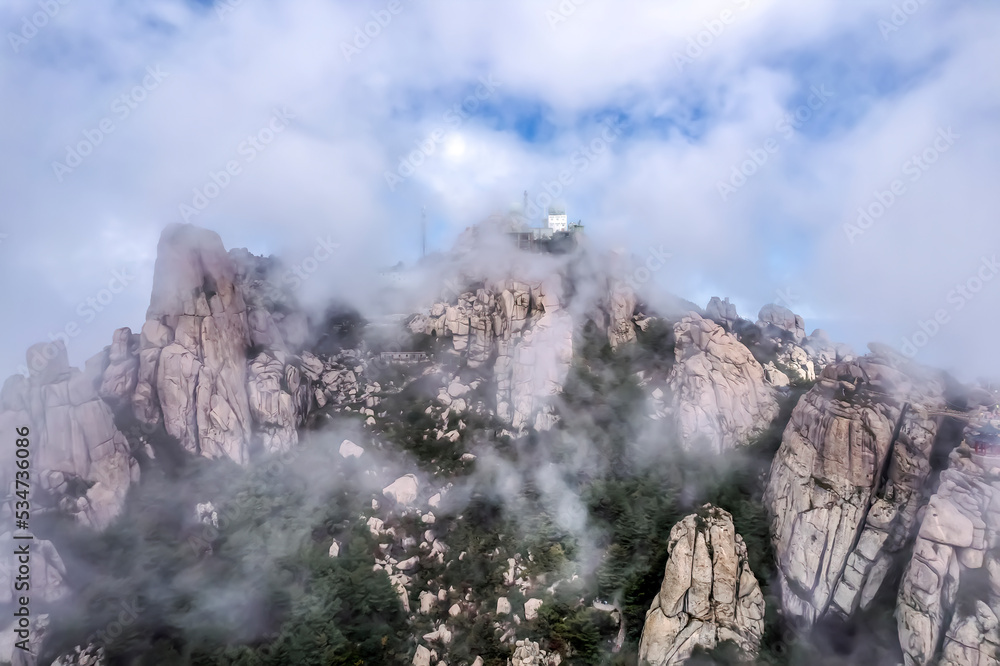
132, 224, 253, 463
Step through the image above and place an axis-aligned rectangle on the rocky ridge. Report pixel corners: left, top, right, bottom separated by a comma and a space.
5, 223, 998, 666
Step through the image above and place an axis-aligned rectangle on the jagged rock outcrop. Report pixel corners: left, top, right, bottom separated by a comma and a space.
897, 437, 1000, 666
0, 341, 139, 529
638, 506, 766, 665
96, 225, 370, 463
133, 224, 255, 462
764, 351, 954, 625
412, 276, 572, 432
775, 343, 817, 385
667, 313, 779, 452
705, 297, 739, 330
802, 329, 855, 369
757, 304, 806, 344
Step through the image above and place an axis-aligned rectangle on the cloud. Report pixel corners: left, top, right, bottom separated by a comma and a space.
1, 0, 999, 381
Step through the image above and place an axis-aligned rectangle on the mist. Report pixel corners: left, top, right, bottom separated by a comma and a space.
2, 0, 999, 384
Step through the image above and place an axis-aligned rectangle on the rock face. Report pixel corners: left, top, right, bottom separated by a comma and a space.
97, 225, 360, 464
607, 279, 639, 349
667, 313, 779, 452
897, 441, 1000, 666
412, 277, 573, 432
0, 342, 139, 529
131, 224, 255, 463
764, 352, 953, 625
705, 297, 739, 330
639, 506, 766, 665
757, 304, 806, 344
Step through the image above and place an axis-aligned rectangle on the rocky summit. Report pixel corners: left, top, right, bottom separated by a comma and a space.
3, 222, 999, 666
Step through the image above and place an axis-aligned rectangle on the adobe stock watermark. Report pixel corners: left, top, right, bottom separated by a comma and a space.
674, 0, 757, 71
341, 0, 410, 62
842, 126, 958, 244
215, 0, 244, 21
14, 265, 138, 377
900, 254, 998, 358
178, 107, 295, 222
187, 447, 304, 555
7, 0, 71, 53
878, 0, 931, 40
623, 245, 672, 292
546, 0, 589, 30
523, 117, 630, 218
51, 65, 169, 182
774, 286, 802, 311
267, 236, 342, 292
91, 598, 143, 645
384, 75, 502, 192
717, 84, 834, 201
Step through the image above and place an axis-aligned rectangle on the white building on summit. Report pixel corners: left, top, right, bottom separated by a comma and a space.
547, 209, 568, 232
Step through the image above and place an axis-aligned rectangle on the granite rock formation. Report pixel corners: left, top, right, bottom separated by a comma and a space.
667, 313, 779, 452
764, 351, 954, 625
897, 438, 1000, 666
0, 341, 139, 529
638, 506, 766, 665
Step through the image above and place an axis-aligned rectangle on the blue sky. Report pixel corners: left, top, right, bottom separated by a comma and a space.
1, 0, 999, 379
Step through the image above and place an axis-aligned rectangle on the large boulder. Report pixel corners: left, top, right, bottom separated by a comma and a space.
757, 304, 806, 344
764, 352, 952, 625
667, 313, 779, 452
639, 506, 766, 665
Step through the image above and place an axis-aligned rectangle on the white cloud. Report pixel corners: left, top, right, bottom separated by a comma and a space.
1, 0, 998, 380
